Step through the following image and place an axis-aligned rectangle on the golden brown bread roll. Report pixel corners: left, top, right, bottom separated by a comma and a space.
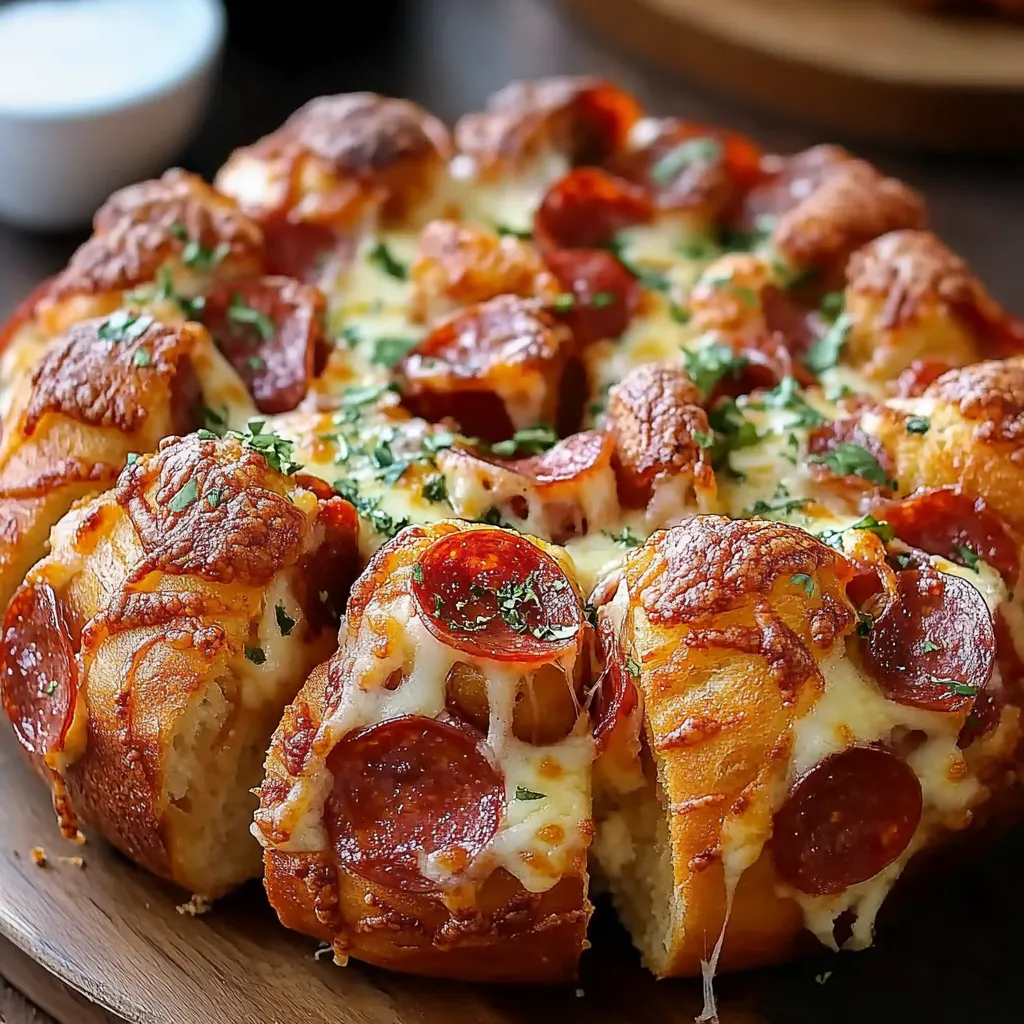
257, 521, 596, 981
592, 514, 1021, 996
0, 432, 360, 897
0, 314, 254, 614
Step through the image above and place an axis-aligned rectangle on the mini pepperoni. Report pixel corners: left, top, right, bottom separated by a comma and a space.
202, 276, 327, 414
324, 715, 504, 892
606, 120, 764, 216
533, 168, 653, 254
298, 493, 360, 630
1, 583, 78, 757
773, 746, 922, 896
875, 487, 1020, 584
544, 248, 640, 345
960, 610, 1021, 748
893, 360, 953, 398
412, 529, 581, 663
262, 221, 350, 283
860, 569, 995, 712
590, 615, 638, 750
762, 285, 828, 370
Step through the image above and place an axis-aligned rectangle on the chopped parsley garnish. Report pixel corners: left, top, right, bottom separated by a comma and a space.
334, 479, 411, 539
804, 313, 851, 375
955, 545, 981, 572
848, 514, 895, 544
819, 291, 845, 321
607, 236, 670, 292
552, 292, 576, 312
43, 680, 58, 696
167, 478, 198, 513
495, 223, 532, 240
750, 376, 825, 428
227, 421, 302, 475
244, 646, 267, 666
625, 656, 641, 679
126, 453, 139, 466
153, 266, 205, 320
707, 399, 762, 466
922, 639, 941, 653
206, 488, 224, 508
605, 527, 643, 549
132, 347, 152, 367
371, 337, 417, 367
337, 324, 362, 348
341, 382, 399, 408
228, 293, 274, 342
98, 310, 153, 343
275, 603, 296, 636
171, 222, 230, 271
791, 573, 815, 595
650, 137, 722, 185
248, 355, 266, 370
479, 506, 512, 528
747, 496, 810, 518
203, 405, 228, 434
930, 676, 978, 697
412, 562, 424, 583
682, 343, 748, 398
488, 425, 559, 457
856, 611, 874, 637
421, 473, 449, 504
906, 416, 931, 435
591, 291, 616, 308
515, 786, 546, 801
808, 442, 894, 488
693, 430, 715, 449
368, 240, 408, 280
676, 235, 718, 261
669, 302, 692, 324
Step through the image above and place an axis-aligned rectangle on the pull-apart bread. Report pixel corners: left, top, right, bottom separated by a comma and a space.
1, 75, 1023, 994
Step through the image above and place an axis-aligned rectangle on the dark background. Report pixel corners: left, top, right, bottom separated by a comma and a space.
1, 1, 1023, 1020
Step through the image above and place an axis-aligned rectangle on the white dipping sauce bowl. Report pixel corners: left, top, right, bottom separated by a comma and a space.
0, 0, 225, 231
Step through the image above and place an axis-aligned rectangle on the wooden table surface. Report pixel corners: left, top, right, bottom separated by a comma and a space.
0, 1, 1022, 1020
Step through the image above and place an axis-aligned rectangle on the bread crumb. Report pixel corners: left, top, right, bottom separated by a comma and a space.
30, 847, 47, 867
58, 855, 86, 869
175, 895, 212, 916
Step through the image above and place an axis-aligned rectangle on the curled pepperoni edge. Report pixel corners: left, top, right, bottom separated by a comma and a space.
0, 583, 78, 758
324, 714, 504, 893
772, 745, 923, 897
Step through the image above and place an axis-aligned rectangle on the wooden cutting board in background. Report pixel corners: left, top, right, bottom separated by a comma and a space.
562, 0, 1024, 149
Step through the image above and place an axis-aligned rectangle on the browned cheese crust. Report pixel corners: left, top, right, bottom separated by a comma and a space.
0, 316, 209, 613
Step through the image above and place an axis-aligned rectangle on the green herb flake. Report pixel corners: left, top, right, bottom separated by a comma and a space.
43, 679, 58, 696
747, 496, 810, 518
650, 137, 722, 186
626, 656, 641, 679
495, 223, 532, 240
412, 562, 424, 583
591, 291, 616, 308
168, 478, 199, 513
682, 343, 748, 399
206, 488, 224, 508
604, 527, 643, 549
955, 545, 981, 572
515, 786, 547, 801
804, 313, 851, 375
819, 291, 845, 321
488, 425, 559, 458
126, 453, 139, 466
421, 474, 448, 504
922, 639, 941, 653
791, 573, 815, 596
368, 240, 408, 280
371, 336, 417, 367
245, 646, 267, 666
906, 416, 931, 435
856, 611, 874, 637
98, 310, 154, 343
930, 676, 978, 697
552, 292, 576, 312
132, 346, 152, 368
693, 430, 715, 450
849, 514, 895, 544
227, 293, 274, 342
275, 603, 297, 637
808, 442, 894, 488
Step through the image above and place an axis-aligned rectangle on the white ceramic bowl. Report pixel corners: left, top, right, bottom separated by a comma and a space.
0, 0, 225, 231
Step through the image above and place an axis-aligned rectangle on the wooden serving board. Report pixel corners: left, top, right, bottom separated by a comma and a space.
562, 0, 1024, 149
3, 724, 1024, 1024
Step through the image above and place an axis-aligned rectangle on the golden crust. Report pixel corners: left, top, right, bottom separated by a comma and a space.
6, 434, 358, 896
843, 230, 1004, 381
753, 145, 926, 275
605, 362, 715, 511
40, 170, 263, 333
455, 76, 642, 172
257, 521, 593, 981
409, 219, 558, 324
215, 92, 453, 228
610, 517, 857, 976
0, 317, 209, 613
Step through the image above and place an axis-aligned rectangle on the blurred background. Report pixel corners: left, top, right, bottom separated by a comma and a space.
0, 0, 1022, 315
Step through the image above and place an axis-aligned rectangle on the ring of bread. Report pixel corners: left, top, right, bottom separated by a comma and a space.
0, 433, 359, 896
1, 76, 1023, 994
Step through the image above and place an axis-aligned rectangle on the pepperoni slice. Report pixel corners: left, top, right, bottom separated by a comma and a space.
297, 492, 360, 630
807, 418, 896, 494
262, 220, 351, 284
959, 609, 1021, 748
606, 120, 764, 216
412, 529, 581, 663
1, 583, 78, 756
591, 614, 639, 751
893, 360, 953, 398
874, 487, 1020, 584
773, 746, 922, 896
202, 276, 327, 414
324, 715, 504, 892
544, 248, 640, 346
860, 569, 995, 712
533, 168, 653, 254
